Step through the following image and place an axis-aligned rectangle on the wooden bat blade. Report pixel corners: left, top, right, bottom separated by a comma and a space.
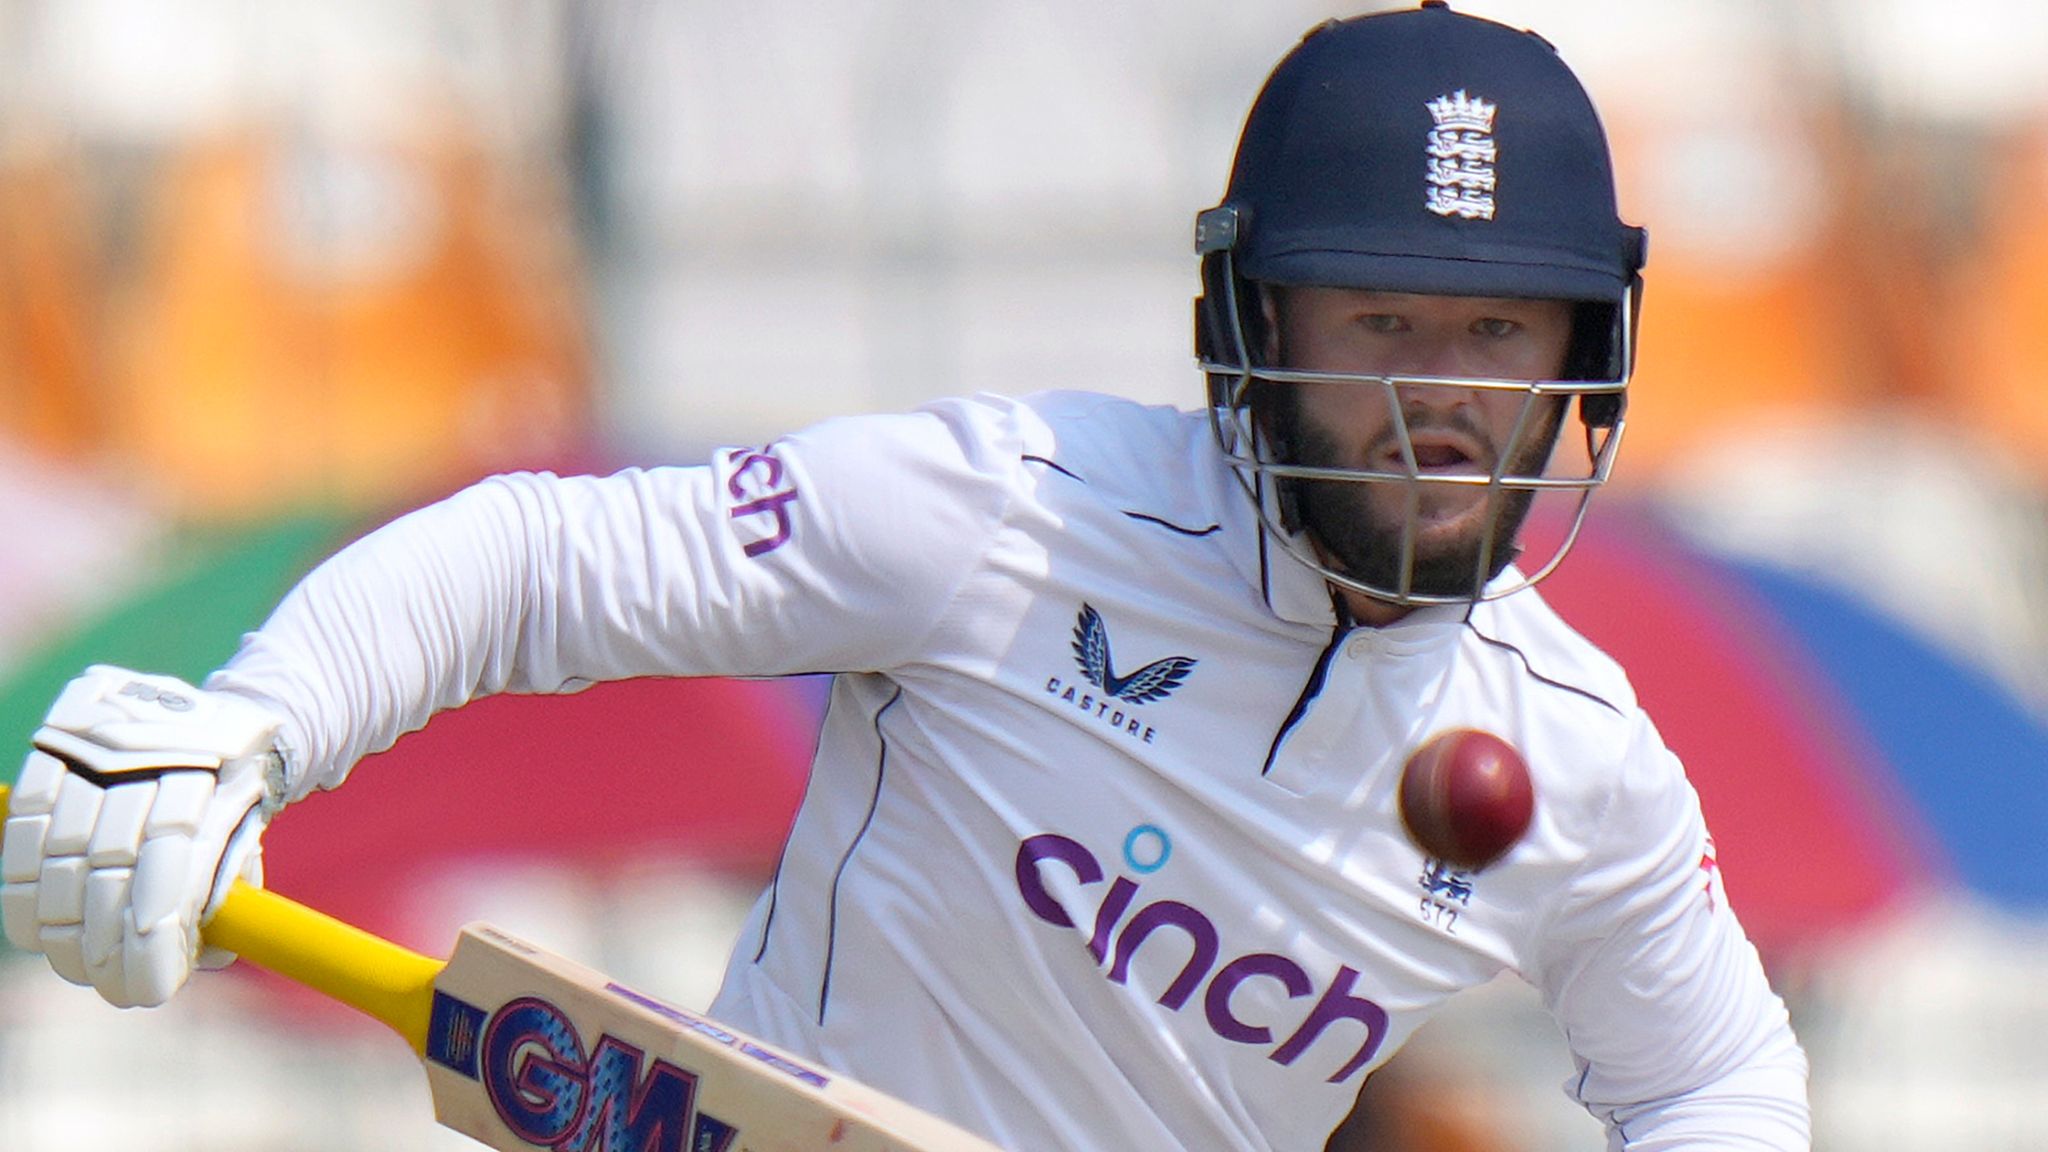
424, 923, 1006, 1152
1, 783, 1004, 1151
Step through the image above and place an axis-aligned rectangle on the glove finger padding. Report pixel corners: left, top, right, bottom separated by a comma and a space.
195, 807, 267, 973
1, 666, 286, 1008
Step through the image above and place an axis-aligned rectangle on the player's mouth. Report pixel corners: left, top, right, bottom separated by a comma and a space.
1383, 432, 1488, 477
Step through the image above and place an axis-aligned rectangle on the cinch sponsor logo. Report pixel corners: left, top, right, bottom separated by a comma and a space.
722, 445, 800, 558
1013, 831, 1388, 1084
426, 990, 737, 1152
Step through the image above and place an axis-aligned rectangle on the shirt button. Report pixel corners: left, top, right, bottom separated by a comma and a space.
1344, 636, 1372, 659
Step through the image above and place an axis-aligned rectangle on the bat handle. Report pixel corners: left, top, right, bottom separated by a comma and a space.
2, 782, 444, 1054
206, 880, 445, 1054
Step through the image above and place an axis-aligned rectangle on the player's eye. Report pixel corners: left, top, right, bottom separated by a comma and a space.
1358, 313, 1408, 334
1471, 317, 1521, 338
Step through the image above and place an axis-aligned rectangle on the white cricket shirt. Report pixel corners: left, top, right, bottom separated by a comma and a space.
213, 390, 1810, 1151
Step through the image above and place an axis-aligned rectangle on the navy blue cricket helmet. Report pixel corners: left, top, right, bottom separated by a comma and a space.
1196, 1, 1648, 607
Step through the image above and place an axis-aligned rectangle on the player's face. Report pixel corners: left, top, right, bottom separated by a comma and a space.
1259, 286, 1575, 608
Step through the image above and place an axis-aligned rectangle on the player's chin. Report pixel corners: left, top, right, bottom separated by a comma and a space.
1403, 489, 1497, 544
1409, 502, 1516, 576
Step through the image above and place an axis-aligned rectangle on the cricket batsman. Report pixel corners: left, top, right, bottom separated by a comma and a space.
4, 5, 1810, 1148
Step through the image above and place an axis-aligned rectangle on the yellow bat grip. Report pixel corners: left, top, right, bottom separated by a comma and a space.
1, 782, 445, 1054
205, 882, 445, 1054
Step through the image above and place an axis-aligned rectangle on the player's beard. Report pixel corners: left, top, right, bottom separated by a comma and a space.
1259, 388, 1563, 601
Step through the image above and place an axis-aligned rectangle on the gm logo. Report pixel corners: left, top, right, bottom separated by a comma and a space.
428, 991, 736, 1152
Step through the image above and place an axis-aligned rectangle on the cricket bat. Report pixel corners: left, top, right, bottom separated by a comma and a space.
0, 783, 1004, 1152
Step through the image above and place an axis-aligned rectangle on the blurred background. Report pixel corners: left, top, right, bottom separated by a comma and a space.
1, 0, 2045, 1148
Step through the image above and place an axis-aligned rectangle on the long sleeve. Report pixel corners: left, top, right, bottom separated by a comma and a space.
205, 396, 1028, 799
1529, 712, 1811, 1150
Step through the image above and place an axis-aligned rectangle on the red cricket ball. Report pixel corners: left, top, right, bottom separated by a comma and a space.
1398, 728, 1535, 871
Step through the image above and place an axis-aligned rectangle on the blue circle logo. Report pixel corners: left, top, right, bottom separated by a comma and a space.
1123, 824, 1172, 874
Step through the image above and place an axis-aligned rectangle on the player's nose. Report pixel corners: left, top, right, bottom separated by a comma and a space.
1392, 356, 1483, 414
1384, 328, 1489, 387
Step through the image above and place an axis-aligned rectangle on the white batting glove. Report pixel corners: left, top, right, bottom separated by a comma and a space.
1, 665, 287, 1007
